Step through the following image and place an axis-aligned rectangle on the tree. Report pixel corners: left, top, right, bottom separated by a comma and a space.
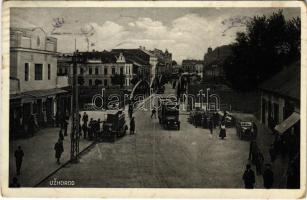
223, 10, 301, 91
111, 74, 125, 87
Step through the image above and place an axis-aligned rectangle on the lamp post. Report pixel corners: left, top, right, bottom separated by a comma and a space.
70, 39, 80, 162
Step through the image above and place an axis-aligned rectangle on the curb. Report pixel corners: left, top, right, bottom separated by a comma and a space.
33, 141, 97, 187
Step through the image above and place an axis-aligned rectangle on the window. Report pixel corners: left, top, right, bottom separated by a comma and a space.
120, 67, 123, 75
48, 64, 51, 80
64, 68, 68, 75
25, 63, 29, 81
37, 36, 40, 46
59, 68, 63, 75
104, 79, 108, 86
95, 67, 99, 75
35, 64, 43, 80
104, 68, 108, 75
80, 68, 84, 75
89, 79, 92, 86
112, 68, 115, 75
89, 67, 92, 75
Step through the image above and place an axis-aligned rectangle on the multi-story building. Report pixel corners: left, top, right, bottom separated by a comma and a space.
149, 48, 172, 76
59, 51, 134, 87
203, 45, 232, 81
57, 47, 156, 88
259, 61, 300, 188
10, 27, 69, 137
181, 59, 204, 78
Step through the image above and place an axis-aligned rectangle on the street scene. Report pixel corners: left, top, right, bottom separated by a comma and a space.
8, 6, 301, 190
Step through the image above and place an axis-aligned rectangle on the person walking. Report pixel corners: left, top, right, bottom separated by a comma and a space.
28, 114, 36, 137
242, 164, 256, 189
14, 146, 24, 175
208, 118, 213, 135
219, 122, 226, 139
62, 116, 68, 136
128, 104, 133, 119
130, 117, 135, 135
151, 108, 157, 119
82, 112, 88, 127
54, 139, 64, 165
59, 129, 64, 141
82, 123, 87, 139
263, 164, 274, 189
255, 151, 264, 175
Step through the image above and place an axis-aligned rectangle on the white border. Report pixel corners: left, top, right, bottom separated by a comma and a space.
1, 1, 306, 198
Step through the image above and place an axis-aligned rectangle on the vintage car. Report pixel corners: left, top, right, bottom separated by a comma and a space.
158, 97, 180, 130
235, 120, 257, 140
102, 110, 128, 142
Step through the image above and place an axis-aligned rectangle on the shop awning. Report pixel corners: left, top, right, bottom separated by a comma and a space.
23, 88, 68, 98
275, 112, 300, 134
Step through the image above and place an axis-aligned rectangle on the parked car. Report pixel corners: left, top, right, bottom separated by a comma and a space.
235, 120, 257, 140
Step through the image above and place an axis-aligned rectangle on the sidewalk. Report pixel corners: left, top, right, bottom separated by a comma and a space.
9, 121, 93, 187
230, 112, 288, 188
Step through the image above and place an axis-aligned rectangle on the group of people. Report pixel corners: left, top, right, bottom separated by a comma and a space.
242, 163, 274, 189
81, 112, 103, 140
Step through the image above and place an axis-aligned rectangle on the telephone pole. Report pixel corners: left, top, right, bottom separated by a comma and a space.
70, 39, 80, 162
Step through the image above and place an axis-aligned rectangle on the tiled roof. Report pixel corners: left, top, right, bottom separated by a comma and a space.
259, 61, 300, 100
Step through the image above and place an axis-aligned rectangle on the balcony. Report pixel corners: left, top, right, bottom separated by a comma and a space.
56, 76, 69, 88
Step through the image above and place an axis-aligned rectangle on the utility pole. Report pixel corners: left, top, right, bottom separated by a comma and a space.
70, 39, 80, 162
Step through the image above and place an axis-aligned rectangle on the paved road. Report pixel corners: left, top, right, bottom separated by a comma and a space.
38, 85, 253, 188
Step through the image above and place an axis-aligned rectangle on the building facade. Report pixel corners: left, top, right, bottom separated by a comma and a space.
259, 62, 300, 188
181, 59, 204, 78
150, 48, 172, 76
10, 27, 69, 137
203, 45, 232, 81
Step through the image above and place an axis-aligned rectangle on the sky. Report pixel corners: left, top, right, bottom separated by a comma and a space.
11, 7, 300, 63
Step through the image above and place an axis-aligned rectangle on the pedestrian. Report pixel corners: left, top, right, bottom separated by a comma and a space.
128, 104, 133, 118
151, 108, 157, 119
9, 177, 20, 188
82, 123, 87, 139
82, 112, 88, 127
88, 118, 94, 140
219, 122, 226, 139
14, 146, 24, 175
28, 114, 36, 137
242, 164, 256, 189
58, 129, 64, 141
255, 151, 264, 175
62, 116, 68, 136
263, 164, 274, 189
54, 139, 64, 165
55, 111, 60, 127
130, 117, 135, 135
208, 118, 213, 135
269, 144, 276, 162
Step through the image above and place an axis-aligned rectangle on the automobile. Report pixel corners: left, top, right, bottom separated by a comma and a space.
102, 110, 128, 142
235, 120, 257, 140
158, 97, 180, 130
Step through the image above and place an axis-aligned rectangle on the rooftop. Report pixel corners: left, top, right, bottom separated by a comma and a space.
259, 61, 300, 101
